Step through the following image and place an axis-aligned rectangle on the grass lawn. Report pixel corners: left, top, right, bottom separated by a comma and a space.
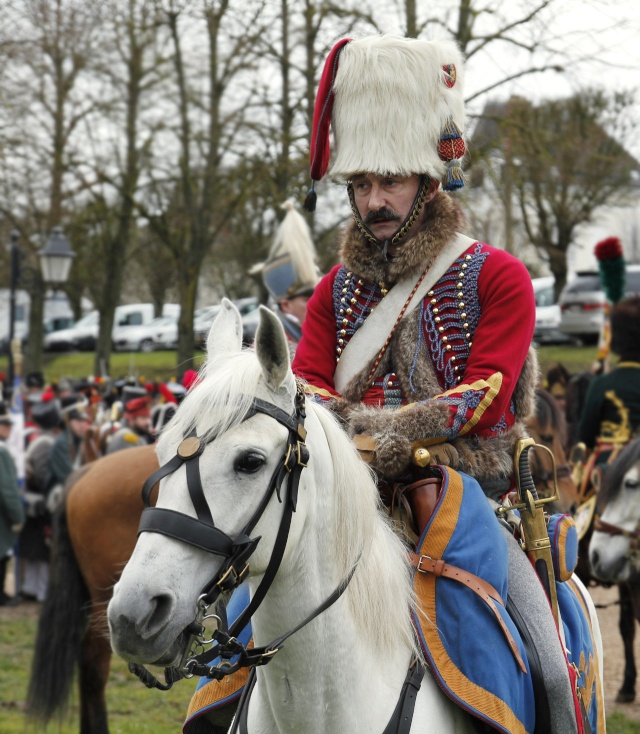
0, 342, 599, 386
0, 603, 194, 733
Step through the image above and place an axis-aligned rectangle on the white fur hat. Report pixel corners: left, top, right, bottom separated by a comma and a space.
305, 35, 466, 209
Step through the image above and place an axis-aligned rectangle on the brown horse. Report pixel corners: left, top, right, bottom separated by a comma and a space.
527, 387, 580, 514
26, 445, 159, 734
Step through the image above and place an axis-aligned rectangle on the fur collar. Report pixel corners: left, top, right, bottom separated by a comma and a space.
340, 191, 466, 285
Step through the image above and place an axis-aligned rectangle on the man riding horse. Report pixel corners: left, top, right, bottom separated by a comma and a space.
291, 35, 589, 733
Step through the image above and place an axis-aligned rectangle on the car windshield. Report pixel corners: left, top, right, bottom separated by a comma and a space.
535, 287, 555, 307
564, 274, 601, 294
75, 311, 99, 327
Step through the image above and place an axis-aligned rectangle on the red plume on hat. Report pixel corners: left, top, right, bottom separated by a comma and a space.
595, 236, 625, 304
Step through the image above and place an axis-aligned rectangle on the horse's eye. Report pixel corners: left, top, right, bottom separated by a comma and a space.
624, 478, 639, 489
234, 452, 266, 474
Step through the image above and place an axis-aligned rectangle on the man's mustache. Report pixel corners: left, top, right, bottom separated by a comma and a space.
364, 207, 400, 224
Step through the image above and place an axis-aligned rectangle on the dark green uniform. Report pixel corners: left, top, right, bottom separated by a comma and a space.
578, 362, 640, 454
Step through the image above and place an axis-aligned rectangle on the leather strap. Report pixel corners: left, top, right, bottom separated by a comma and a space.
410, 553, 527, 674
334, 233, 476, 394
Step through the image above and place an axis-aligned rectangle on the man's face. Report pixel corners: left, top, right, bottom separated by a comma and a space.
279, 295, 311, 326
132, 414, 151, 434
0, 423, 12, 441
69, 417, 91, 438
351, 173, 423, 241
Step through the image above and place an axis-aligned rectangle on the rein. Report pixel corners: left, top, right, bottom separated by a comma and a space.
593, 517, 640, 570
128, 388, 360, 691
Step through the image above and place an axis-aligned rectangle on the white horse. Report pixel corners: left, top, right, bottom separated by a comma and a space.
107, 300, 475, 733
589, 438, 640, 583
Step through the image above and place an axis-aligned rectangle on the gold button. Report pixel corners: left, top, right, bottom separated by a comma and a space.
357, 279, 363, 285
466, 333, 471, 339
347, 308, 353, 315
345, 279, 350, 286
433, 307, 439, 315
457, 282, 463, 289
446, 344, 452, 351
468, 342, 473, 348
387, 381, 394, 388
342, 288, 348, 294
355, 289, 361, 296
438, 326, 444, 333
454, 366, 459, 372
346, 271, 352, 277
458, 272, 464, 278
350, 298, 357, 305
442, 335, 448, 342
457, 376, 461, 382
340, 329, 346, 336
431, 298, 437, 304
435, 316, 441, 323
463, 322, 469, 329
341, 297, 346, 303
342, 318, 348, 326
428, 290, 434, 297
458, 302, 465, 309
178, 436, 201, 459
465, 255, 471, 261
461, 312, 467, 319
457, 291, 464, 298
451, 356, 456, 362
462, 263, 468, 270
339, 309, 344, 315
337, 347, 342, 354
339, 339, 344, 346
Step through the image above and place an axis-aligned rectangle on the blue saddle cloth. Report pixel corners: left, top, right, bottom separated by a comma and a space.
411, 467, 604, 734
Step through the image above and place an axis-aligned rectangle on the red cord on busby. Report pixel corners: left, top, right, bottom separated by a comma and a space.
595, 237, 625, 305
304, 38, 352, 212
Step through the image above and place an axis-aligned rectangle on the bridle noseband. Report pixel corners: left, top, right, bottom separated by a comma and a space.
128, 387, 357, 691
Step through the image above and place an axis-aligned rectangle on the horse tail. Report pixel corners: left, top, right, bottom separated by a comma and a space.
26, 490, 90, 723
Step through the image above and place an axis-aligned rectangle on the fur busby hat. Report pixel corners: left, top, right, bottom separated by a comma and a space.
304, 35, 466, 210
261, 200, 320, 302
611, 295, 640, 361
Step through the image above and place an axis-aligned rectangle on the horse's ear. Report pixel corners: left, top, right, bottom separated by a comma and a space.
255, 306, 291, 390
206, 298, 243, 355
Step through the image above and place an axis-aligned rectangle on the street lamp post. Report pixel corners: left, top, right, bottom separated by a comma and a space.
6, 227, 75, 386
7, 230, 20, 387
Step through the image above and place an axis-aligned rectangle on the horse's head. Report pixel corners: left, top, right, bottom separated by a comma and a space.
589, 439, 640, 583
107, 300, 327, 667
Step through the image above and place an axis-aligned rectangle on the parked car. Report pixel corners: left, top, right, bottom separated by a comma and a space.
114, 314, 179, 352
559, 265, 640, 343
44, 303, 180, 352
532, 276, 566, 344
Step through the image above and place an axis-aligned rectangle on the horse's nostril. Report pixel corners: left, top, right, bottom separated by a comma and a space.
591, 549, 599, 569
140, 594, 175, 637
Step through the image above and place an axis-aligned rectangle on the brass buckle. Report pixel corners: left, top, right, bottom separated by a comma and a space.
216, 565, 239, 592
296, 441, 308, 467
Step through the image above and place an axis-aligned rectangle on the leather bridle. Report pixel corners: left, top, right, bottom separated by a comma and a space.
127, 386, 358, 691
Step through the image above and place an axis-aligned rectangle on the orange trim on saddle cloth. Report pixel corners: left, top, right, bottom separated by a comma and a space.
412, 469, 528, 734
433, 372, 503, 436
566, 577, 606, 733
185, 641, 254, 721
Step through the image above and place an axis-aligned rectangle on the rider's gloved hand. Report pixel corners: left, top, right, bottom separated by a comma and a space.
347, 399, 451, 480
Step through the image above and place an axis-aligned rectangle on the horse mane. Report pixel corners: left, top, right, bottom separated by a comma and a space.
598, 437, 640, 509
311, 404, 419, 657
159, 348, 418, 658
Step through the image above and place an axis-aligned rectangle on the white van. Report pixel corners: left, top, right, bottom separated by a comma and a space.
44, 303, 179, 352
112, 303, 180, 351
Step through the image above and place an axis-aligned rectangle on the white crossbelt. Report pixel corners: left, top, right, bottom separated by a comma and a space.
334, 233, 476, 394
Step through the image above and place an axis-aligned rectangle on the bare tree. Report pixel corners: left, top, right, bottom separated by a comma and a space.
494, 92, 639, 297
0, 0, 101, 375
